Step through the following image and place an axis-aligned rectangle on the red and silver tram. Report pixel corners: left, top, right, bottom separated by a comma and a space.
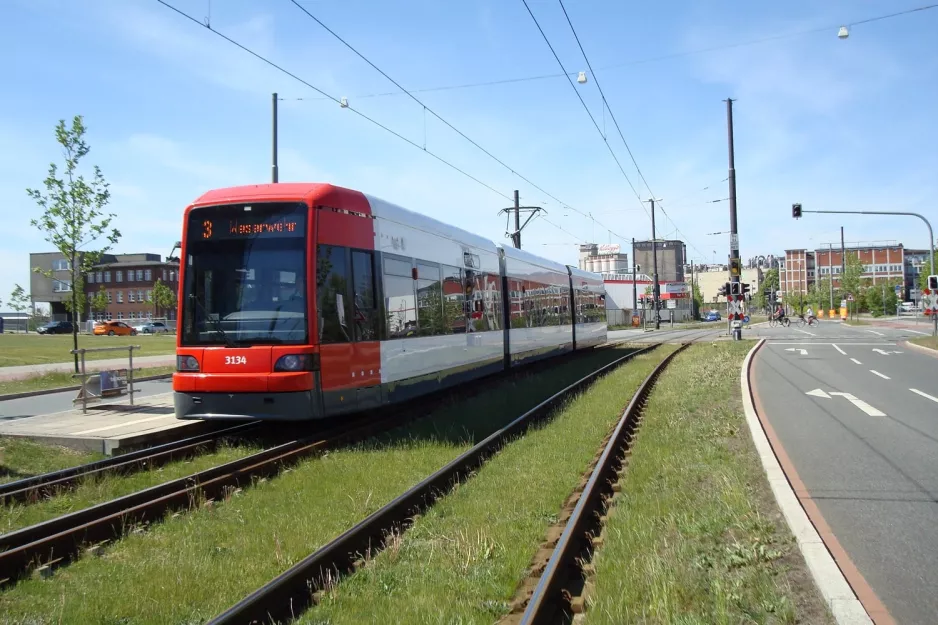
173, 183, 607, 421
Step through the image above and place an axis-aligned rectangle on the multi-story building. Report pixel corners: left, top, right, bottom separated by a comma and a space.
29, 251, 179, 323
633, 239, 685, 283
84, 253, 180, 322
577, 243, 629, 274
779, 241, 922, 302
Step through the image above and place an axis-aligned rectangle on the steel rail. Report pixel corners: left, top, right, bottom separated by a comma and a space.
0, 421, 261, 505
0, 340, 637, 585
207, 343, 661, 625
519, 342, 690, 624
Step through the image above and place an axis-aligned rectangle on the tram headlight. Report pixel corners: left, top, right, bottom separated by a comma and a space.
177, 355, 199, 371
274, 354, 314, 372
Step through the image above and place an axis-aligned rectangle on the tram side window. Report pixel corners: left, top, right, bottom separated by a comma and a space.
416, 262, 444, 336
351, 250, 379, 341
443, 265, 465, 334
384, 255, 417, 338
469, 272, 500, 332
318, 245, 351, 343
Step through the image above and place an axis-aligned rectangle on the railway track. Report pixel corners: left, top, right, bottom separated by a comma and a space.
515, 342, 690, 624
204, 343, 663, 625
0, 421, 262, 506
0, 341, 644, 586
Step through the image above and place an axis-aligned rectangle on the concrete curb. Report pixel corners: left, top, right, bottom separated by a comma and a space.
0, 374, 174, 403
740, 339, 873, 625
901, 339, 938, 359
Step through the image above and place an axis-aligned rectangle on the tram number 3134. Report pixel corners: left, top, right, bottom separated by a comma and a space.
225, 356, 247, 365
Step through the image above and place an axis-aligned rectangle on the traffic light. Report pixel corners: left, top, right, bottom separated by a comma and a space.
742, 283, 751, 296
718, 282, 730, 297
928, 274, 938, 291
730, 282, 741, 296
792, 203, 802, 219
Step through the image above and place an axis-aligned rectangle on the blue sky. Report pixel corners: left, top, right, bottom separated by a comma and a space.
2, 0, 937, 307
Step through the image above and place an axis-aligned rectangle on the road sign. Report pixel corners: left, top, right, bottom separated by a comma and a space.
846, 293, 855, 302
743, 315, 750, 323
730, 233, 739, 249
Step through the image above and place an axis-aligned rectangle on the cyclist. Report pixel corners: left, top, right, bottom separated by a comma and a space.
773, 303, 785, 322
805, 305, 816, 325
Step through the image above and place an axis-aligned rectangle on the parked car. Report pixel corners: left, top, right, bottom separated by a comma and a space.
37, 320, 74, 335
132, 321, 171, 334
93, 320, 137, 336
704, 310, 722, 322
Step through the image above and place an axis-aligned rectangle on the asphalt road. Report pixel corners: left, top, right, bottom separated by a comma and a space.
752, 319, 938, 625
0, 378, 174, 422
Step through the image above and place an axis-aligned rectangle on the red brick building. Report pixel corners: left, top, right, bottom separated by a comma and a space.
84, 253, 180, 323
780, 242, 927, 302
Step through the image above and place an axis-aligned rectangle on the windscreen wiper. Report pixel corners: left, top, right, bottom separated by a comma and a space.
188, 294, 236, 348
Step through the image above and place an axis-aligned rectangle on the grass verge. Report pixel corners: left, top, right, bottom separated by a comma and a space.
0, 334, 176, 368
0, 345, 647, 624
0, 441, 261, 535
0, 439, 103, 486
585, 342, 833, 624
0, 366, 174, 397
909, 336, 938, 351
303, 347, 674, 624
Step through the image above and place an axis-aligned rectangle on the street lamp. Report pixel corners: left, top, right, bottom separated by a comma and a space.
577, 71, 587, 84
838, 26, 849, 39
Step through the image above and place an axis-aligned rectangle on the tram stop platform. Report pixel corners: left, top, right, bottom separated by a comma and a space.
0, 393, 208, 455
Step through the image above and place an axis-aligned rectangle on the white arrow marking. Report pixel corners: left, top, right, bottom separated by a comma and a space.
805, 389, 831, 399
785, 348, 808, 355
866, 329, 885, 336
872, 349, 903, 355
910, 388, 938, 404
830, 392, 886, 417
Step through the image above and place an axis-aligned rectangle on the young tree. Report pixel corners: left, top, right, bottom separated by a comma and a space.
152, 279, 177, 318
8, 285, 31, 333
27, 116, 120, 372
90, 286, 109, 319
840, 253, 864, 319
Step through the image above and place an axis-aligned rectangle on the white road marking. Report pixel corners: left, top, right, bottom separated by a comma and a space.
785, 348, 808, 355
904, 328, 929, 335
829, 392, 886, 417
869, 370, 891, 380
769, 342, 897, 346
910, 388, 938, 404
866, 329, 885, 336
871, 348, 903, 355
805, 389, 832, 399
794, 328, 816, 336
850, 358, 862, 365
832, 344, 846, 355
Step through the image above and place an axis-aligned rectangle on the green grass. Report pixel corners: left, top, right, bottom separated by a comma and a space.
909, 336, 938, 351
304, 347, 675, 624
842, 318, 869, 326
0, 345, 646, 624
0, 334, 176, 367
0, 439, 103, 486
0, 366, 175, 396
585, 342, 833, 625
0, 441, 261, 535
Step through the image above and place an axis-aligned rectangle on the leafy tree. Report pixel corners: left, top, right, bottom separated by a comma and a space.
915, 239, 937, 291
691, 280, 703, 319
755, 268, 779, 312
27, 115, 120, 372
152, 279, 177, 318
8, 285, 31, 332
90, 286, 109, 318
840, 252, 864, 319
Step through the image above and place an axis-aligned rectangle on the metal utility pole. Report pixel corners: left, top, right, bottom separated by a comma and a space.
498, 191, 544, 249
840, 226, 846, 276
631, 237, 637, 322
272, 93, 279, 183
829, 242, 834, 312
726, 98, 742, 340
645, 198, 661, 329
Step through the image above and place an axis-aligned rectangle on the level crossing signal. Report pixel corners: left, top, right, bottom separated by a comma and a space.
925, 275, 938, 316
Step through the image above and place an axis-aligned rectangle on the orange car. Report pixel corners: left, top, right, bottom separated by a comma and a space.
93, 321, 138, 336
